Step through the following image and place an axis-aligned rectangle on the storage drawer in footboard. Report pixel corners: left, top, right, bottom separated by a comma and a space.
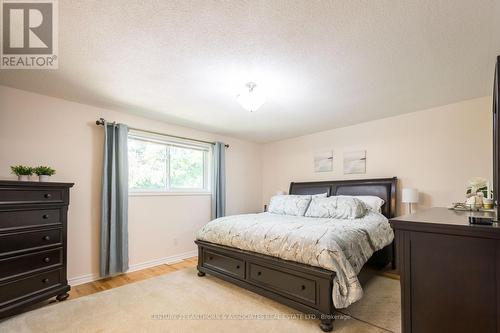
202, 250, 245, 279
248, 263, 317, 305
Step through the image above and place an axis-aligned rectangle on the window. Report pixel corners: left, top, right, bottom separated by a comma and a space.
128, 131, 211, 193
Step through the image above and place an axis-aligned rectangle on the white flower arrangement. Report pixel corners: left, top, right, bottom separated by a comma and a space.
466, 177, 491, 199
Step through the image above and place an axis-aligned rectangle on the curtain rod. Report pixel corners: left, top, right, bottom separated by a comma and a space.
95, 118, 229, 148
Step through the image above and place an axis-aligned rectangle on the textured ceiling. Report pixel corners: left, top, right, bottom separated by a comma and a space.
1, 0, 500, 142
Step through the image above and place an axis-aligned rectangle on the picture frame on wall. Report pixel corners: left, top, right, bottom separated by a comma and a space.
314, 151, 333, 172
344, 150, 366, 174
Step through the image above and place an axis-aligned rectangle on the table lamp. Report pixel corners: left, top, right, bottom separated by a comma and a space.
402, 188, 419, 214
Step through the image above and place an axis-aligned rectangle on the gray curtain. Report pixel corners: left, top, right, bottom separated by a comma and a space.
211, 142, 226, 219
100, 122, 129, 277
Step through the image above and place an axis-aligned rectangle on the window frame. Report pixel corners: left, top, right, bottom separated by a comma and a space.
127, 130, 212, 196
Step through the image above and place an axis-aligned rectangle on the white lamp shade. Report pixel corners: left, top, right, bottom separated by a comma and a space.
402, 188, 419, 203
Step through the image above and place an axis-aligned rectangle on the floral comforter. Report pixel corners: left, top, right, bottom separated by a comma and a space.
196, 211, 394, 308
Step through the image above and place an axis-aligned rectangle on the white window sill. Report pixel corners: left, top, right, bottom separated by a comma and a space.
129, 191, 212, 197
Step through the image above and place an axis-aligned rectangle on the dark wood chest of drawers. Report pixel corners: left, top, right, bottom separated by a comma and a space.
0, 180, 74, 318
391, 208, 500, 333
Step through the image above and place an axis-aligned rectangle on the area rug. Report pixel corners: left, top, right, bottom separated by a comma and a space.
341, 270, 401, 333
0, 267, 400, 333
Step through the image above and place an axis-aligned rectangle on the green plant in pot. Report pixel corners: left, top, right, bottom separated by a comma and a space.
11, 165, 33, 181
34, 166, 56, 182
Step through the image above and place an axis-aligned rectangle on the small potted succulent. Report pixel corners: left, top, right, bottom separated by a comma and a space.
34, 166, 56, 182
10, 165, 33, 181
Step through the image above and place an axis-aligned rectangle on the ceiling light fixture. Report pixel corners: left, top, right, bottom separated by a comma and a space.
236, 82, 266, 112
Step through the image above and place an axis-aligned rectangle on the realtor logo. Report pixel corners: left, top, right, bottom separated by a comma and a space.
1, 0, 58, 69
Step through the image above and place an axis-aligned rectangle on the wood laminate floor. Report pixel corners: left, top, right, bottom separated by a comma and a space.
69, 257, 198, 299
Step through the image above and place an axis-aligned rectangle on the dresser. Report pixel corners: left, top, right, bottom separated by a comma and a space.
0, 180, 74, 318
390, 207, 500, 333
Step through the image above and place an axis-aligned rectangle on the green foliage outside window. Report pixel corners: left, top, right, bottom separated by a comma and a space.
128, 137, 207, 191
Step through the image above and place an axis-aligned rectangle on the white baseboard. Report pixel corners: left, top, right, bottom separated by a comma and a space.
68, 250, 198, 286
68, 272, 100, 286
127, 250, 197, 273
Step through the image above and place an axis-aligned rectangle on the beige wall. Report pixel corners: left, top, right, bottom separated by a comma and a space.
0, 85, 262, 282
262, 97, 492, 215
0, 84, 493, 283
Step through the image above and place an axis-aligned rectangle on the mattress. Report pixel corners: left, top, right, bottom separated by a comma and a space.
196, 211, 394, 308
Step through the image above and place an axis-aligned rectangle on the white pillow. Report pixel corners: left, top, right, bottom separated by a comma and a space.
268, 194, 312, 216
350, 195, 385, 212
305, 196, 367, 219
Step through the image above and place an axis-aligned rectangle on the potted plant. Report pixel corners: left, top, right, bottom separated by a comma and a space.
34, 166, 56, 182
10, 165, 33, 181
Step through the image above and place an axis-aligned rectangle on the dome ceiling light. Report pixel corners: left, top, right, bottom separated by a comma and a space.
236, 82, 266, 112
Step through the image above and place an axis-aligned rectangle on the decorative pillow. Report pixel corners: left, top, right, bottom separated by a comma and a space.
305, 196, 367, 219
352, 196, 385, 212
268, 195, 312, 216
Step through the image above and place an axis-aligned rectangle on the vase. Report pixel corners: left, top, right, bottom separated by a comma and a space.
39, 175, 50, 182
466, 195, 482, 210
18, 175, 29, 181
483, 198, 494, 209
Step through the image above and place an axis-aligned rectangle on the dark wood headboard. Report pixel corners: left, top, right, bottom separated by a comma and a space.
289, 177, 397, 218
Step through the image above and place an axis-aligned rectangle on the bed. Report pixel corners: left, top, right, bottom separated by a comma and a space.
195, 177, 397, 332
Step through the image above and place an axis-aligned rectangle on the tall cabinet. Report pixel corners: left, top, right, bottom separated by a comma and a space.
0, 180, 74, 318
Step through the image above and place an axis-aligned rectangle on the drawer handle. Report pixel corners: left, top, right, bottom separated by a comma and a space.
42, 214, 50, 219
42, 278, 50, 284
236, 265, 240, 269
43, 235, 51, 241
257, 271, 262, 276
43, 257, 51, 263
301, 285, 306, 290
208, 256, 213, 260
44, 193, 52, 199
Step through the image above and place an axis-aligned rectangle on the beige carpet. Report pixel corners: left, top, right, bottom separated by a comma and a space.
0, 267, 400, 333
342, 270, 401, 333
